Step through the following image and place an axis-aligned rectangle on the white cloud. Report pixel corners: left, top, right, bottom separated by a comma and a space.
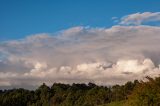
120, 12, 160, 25
114, 58, 155, 74
0, 58, 159, 86
1, 13, 160, 88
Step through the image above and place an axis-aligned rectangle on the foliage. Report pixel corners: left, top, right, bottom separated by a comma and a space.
125, 76, 160, 106
0, 76, 160, 106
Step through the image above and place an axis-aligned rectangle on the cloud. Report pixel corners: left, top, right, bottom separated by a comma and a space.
1, 13, 160, 88
120, 12, 160, 25
0, 58, 159, 87
111, 17, 119, 23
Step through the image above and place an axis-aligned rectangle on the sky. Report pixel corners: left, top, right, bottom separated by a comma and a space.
0, 0, 160, 89
1, 0, 160, 40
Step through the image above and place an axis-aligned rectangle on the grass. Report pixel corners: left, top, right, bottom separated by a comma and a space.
99, 101, 125, 106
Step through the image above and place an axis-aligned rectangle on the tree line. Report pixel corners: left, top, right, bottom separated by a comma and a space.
0, 76, 160, 106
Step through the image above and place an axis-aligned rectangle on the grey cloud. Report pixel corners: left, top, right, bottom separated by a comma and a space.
0, 25, 160, 88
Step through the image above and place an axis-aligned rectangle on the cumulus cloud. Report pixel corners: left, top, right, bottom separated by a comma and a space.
120, 12, 160, 25
1, 13, 160, 88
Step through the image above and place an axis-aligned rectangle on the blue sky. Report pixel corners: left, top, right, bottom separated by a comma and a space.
0, 0, 160, 40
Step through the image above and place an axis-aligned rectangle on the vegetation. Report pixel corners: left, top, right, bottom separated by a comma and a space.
0, 76, 160, 106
